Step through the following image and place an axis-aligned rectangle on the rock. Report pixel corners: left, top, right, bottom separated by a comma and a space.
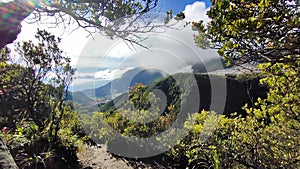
0, 1, 34, 48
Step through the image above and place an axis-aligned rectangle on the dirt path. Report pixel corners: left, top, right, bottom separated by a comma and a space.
77, 145, 152, 169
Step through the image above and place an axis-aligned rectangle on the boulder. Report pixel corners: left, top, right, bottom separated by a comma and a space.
0, 1, 34, 48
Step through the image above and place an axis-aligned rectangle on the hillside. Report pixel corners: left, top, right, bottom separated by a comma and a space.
82, 67, 165, 98
66, 91, 95, 106
99, 72, 268, 116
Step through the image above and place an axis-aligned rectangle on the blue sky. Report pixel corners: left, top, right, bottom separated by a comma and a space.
158, 0, 211, 14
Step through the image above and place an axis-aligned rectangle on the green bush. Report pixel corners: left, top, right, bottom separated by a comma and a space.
0, 31, 86, 168
168, 61, 300, 168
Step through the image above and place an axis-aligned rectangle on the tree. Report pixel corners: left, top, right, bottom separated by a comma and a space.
0, 48, 30, 168
129, 83, 150, 111
174, 1, 300, 168
0, 30, 85, 168
170, 61, 300, 168
20, 30, 76, 145
0, 0, 160, 48
193, 0, 300, 64
8, 30, 75, 137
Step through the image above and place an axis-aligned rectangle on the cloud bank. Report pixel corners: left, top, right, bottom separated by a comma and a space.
184, 1, 210, 24
94, 67, 135, 80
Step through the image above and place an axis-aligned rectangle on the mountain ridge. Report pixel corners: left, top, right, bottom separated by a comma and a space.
81, 67, 165, 98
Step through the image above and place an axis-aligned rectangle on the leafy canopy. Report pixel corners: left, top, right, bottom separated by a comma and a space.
176, 0, 300, 168
193, 0, 300, 64
0, 30, 86, 168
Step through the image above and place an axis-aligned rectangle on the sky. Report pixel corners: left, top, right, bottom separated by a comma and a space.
10, 0, 223, 91
158, 0, 211, 14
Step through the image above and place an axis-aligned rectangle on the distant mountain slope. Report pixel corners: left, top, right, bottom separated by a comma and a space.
66, 91, 95, 107
99, 72, 268, 116
191, 57, 232, 73
82, 67, 165, 98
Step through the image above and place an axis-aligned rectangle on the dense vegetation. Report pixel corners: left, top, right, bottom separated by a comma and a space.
0, 0, 299, 168
81, 0, 300, 168
80, 72, 269, 166
185, 0, 300, 168
0, 30, 86, 168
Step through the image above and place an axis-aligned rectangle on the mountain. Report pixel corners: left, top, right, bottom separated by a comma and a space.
99, 72, 268, 116
82, 67, 165, 98
66, 91, 95, 106
191, 57, 232, 73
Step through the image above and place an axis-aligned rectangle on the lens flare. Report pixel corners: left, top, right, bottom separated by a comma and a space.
0, 0, 37, 28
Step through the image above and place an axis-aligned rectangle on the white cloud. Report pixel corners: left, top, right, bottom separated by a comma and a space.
105, 41, 138, 59
94, 67, 135, 80
183, 1, 210, 24
70, 78, 111, 91
77, 26, 221, 74
174, 65, 193, 74
16, 14, 91, 64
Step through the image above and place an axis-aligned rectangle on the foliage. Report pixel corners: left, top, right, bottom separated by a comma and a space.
129, 83, 150, 111
184, 1, 300, 168
0, 30, 86, 168
164, 9, 173, 24
94, 86, 164, 137
222, 61, 299, 168
77, 67, 297, 168
56, 102, 87, 149
58, 0, 300, 167
167, 60, 300, 168
80, 82, 180, 151
32, 0, 158, 25
193, 0, 300, 64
